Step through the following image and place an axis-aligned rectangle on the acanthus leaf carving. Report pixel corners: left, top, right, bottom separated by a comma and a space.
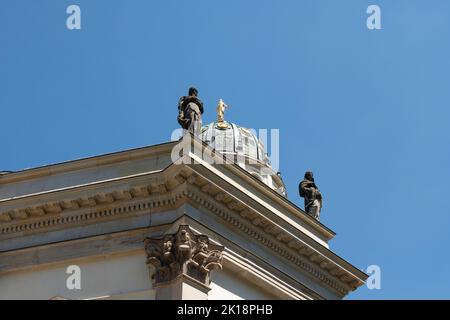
144, 225, 224, 287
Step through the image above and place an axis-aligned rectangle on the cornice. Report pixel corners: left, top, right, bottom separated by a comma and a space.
1, 138, 334, 241
0, 141, 178, 184
181, 178, 361, 297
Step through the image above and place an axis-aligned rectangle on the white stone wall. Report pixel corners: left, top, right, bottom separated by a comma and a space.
0, 252, 153, 300
0, 251, 282, 300
209, 269, 277, 300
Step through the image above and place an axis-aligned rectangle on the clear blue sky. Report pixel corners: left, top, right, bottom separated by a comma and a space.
1, 0, 449, 299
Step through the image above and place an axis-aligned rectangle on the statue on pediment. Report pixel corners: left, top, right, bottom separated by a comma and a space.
299, 171, 323, 220
178, 87, 204, 136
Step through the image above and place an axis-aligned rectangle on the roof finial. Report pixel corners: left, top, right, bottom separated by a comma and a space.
216, 99, 230, 129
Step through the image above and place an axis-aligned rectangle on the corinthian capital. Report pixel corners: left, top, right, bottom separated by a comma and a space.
144, 225, 224, 286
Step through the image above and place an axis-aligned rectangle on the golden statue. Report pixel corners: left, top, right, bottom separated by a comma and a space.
216, 99, 230, 129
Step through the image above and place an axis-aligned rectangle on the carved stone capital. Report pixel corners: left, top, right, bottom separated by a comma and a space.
144, 225, 224, 287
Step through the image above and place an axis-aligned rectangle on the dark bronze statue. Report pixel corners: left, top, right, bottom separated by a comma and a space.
299, 171, 322, 220
178, 87, 204, 136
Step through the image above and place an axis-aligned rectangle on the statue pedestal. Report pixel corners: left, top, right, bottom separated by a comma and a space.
155, 274, 211, 300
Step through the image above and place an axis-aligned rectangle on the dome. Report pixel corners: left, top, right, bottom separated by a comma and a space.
201, 120, 287, 197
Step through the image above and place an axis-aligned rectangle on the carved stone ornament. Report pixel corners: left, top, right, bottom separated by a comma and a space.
144, 225, 224, 286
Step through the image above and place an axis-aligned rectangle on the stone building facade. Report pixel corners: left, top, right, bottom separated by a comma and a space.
0, 120, 367, 300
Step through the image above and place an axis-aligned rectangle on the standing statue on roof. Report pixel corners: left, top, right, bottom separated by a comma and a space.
299, 171, 323, 220
177, 87, 204, 136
